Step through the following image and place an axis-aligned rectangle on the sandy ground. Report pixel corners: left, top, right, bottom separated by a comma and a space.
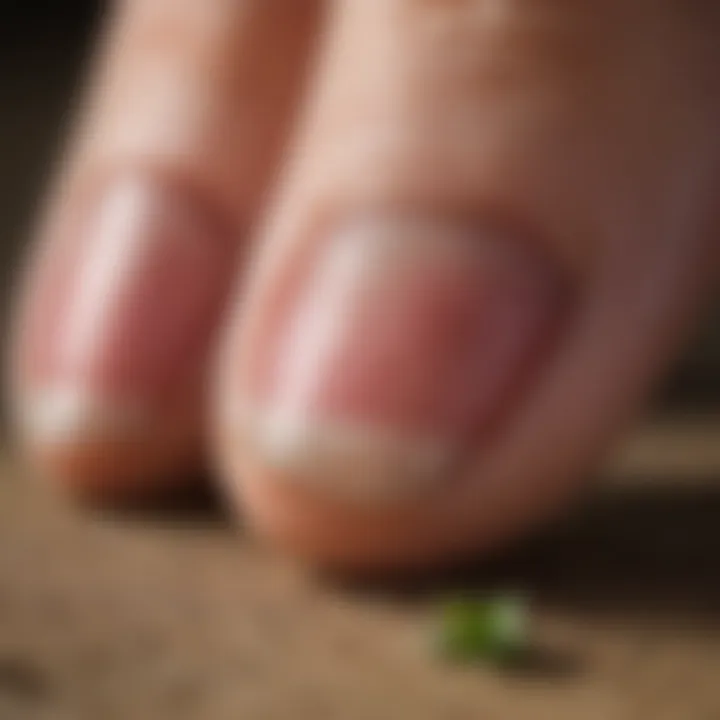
1, 421, 719, 720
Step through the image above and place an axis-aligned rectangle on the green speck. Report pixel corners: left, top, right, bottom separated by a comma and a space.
436, 594, 528, 666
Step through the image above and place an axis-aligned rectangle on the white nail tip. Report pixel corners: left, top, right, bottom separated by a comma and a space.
231, 405, 454, 501
19, 386, 149, 446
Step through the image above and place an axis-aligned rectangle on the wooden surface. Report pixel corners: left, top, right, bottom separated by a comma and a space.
1, 421, 719, 720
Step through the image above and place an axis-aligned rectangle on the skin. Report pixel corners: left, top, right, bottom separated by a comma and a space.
8, 0, 720, 571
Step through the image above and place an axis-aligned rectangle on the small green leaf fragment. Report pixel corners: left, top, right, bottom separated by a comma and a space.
436, 594, 528, 665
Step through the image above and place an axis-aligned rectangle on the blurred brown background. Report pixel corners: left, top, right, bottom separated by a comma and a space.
0, 4, 718, 719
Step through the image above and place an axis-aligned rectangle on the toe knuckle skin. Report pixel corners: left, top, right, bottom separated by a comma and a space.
291, 0, 717, 277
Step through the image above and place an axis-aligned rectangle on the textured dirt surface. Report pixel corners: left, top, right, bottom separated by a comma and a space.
1, 422, 719, 720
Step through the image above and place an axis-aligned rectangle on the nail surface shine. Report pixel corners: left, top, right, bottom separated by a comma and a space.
232, 216, 566, 501
18, 175, 236, 451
